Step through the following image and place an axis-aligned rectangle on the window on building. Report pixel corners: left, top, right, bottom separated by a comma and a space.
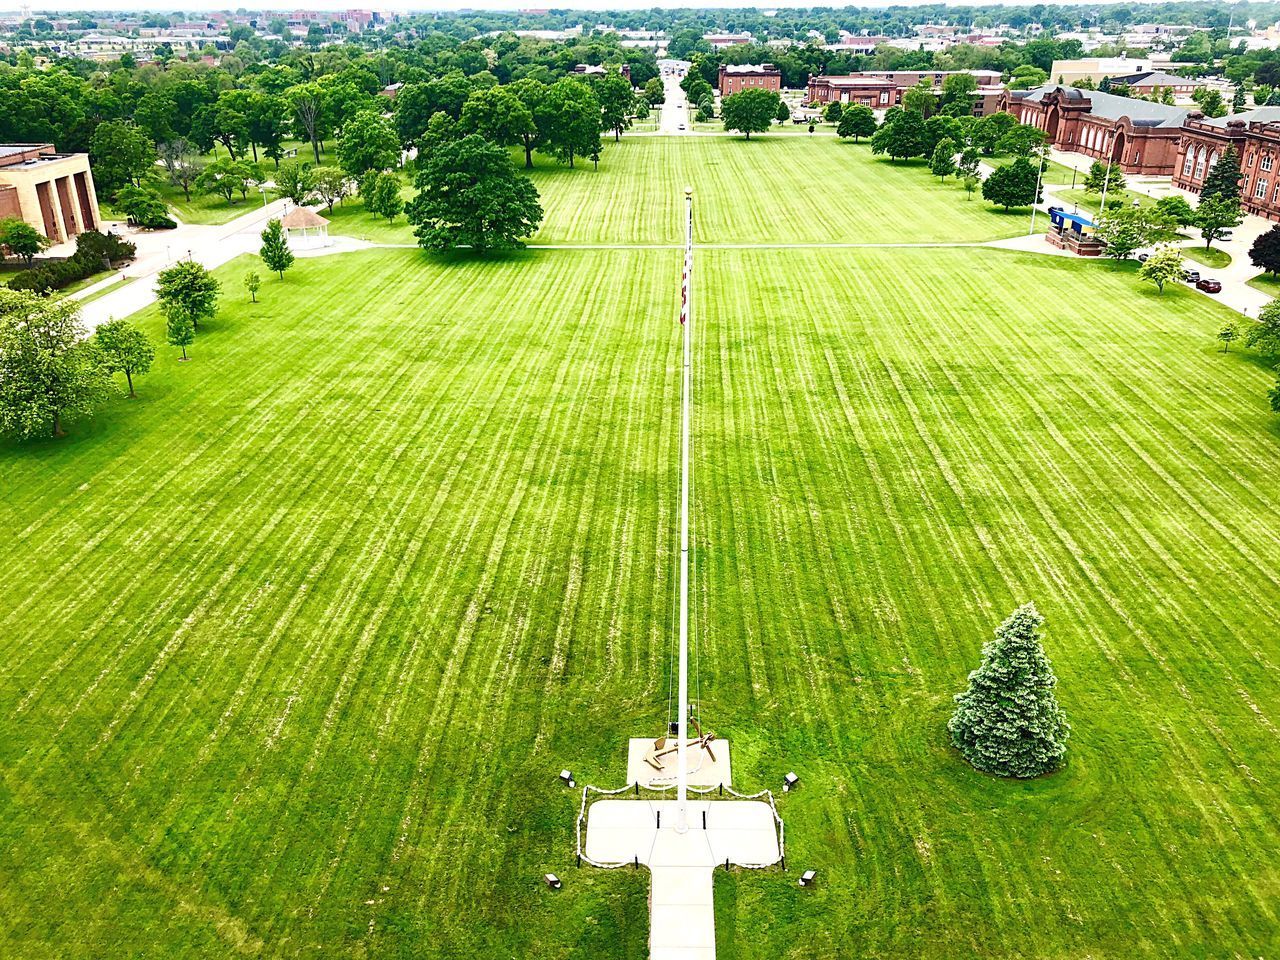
1256, 178, 1269, 199
1273, 182, 1280, 203
1195, 147, 1207, 179
1183, 152, 1194, 176
1263, 154, 1274, 172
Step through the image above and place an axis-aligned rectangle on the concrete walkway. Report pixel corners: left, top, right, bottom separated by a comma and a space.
994, 148, 1278, 318
77, 198, 294, 331
73, 202, 380, 330
584, 795, 781, 960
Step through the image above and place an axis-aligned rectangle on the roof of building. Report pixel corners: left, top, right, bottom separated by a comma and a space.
1110, 71, 1200, 87
1010, 84, 1189, 127
812, 75, 896, 86
722, 63, 778, 74
281, 207, 329, 228
0, 144, 50, 157
1196, 105, 1280, 128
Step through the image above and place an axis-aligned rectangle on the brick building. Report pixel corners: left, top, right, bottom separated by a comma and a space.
1000, 85, 1187, 174
0, 144, 101, 245
1109, 70, 1202, 99
1173, 108, 1280, 221
718, 64, 782, 96
806, 70, 1003, 114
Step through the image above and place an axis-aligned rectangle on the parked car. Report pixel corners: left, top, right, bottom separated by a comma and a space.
1217, 230, 1233, 241
677, 123, 686, 130
1196, 278, 1223, 293
1183, 269, 1201, 283
1137, 252, 1149, 262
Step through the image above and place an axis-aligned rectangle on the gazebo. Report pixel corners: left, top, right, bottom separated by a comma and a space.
280, 206, 331, 249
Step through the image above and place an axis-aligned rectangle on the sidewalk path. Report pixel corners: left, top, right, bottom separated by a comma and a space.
78, 198, 293, 331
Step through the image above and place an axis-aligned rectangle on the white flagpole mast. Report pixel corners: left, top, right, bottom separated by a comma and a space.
676, 186, 693, 835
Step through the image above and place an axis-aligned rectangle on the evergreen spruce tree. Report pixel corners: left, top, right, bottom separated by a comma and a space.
948, 603, 1070, 778
1200, 146, 1242, 203
259, 218, 295, 280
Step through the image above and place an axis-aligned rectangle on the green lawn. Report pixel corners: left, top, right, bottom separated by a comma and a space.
159, 180, 278, 226
4, 233, 1280, 958
1183, 244, 1232, 269
1247, 271, 1280, 295
1054, 187, 1160, 217
326, 136, 1031, 246
988, 154, 1079, 185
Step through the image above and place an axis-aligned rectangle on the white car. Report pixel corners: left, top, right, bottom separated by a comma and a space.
677, 123, 686, 131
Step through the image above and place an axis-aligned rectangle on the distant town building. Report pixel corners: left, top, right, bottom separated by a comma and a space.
0, 144, 101, 245
1108, 71, 1202, 99
718, 63, 782, 96
703, 32, 753, 50
807, 70, 1002, 113
573, 63, 631, 81
1049, 57, 1152, 86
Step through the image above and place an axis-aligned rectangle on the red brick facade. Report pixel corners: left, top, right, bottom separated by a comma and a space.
1173, 116, 1280, 222
999, 87, 1184, 175
807, 70, 1000, 109
718, 64, 781, 97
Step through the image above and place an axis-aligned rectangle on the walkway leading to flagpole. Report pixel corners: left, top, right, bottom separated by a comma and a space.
579, 189, 784, 960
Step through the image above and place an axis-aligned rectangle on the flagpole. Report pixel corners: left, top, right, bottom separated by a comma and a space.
675, 186, 693, 835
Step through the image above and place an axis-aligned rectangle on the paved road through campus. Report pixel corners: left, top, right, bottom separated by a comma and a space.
658, 63, 691, 135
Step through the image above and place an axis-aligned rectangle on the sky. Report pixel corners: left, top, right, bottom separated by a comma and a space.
14, 0, 1168, 13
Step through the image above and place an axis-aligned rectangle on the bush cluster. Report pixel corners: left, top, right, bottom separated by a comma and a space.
7, 231, 136, 294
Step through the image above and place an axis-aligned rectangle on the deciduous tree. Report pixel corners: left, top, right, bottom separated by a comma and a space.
196, 158, 254, 205
313, 167, 349, 212
1095, 207, 1159, 261
597, 69, 635, 142
981, 157, 1041, 209
0, 289, 111, 439
461, 85, 536, 153
948, 603, 1070, 779
1218, 320, 1240, 351
275, 160, 316, 206
337, 109, 399, 177
88, 120, 155, 195
1196, 196, 1244, 249
870, 109, 927, 160
836, 104, 877, 142
721, 88, 782, 140
1245, 299, 1280, 355
406, 134, 543, 252
156, 260, 219, 334
94, 317, 154, 397
244, 270, 260, 303
929, 137, 957, 180
1249, 223, 1280, 275
1153, 194, 1195, 227
365, 172, 403, 221
539, 77, 601, 166
0, 218, 50, 267
1139, 245, 1184, 293
901, 78, 937, 117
